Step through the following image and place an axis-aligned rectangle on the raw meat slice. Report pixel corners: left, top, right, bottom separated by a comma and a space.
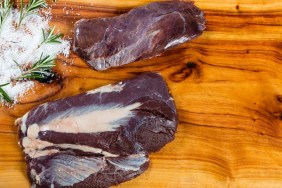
16, 72, 178, 188
73, 1, 205, 70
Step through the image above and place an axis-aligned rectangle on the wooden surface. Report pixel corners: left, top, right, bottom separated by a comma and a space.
1, 0, 282, 187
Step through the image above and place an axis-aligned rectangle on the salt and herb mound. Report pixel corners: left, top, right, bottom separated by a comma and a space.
0, 5, 70, 103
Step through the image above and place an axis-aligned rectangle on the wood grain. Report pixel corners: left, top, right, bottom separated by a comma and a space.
1, 0, 282, 187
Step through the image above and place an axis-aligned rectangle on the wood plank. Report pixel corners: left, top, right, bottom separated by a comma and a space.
1, 0, 282, 187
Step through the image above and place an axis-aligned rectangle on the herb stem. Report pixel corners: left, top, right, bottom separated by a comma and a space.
17, 0, 47, 28
0, 83, 13, 103
37, 26, 63, 49
0, 0, 13, 33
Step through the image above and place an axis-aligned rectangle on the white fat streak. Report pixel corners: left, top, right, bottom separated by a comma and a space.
57, 144, 118, 157
27, 124, 40, 139
39, 103, 49, 111
165, 36, 189, 49
23, 134, 118, 158
19, 112, 29, 134
108, 153, 148, 171
30, 169, 36, 179
40, 102, 141, 134
87, 82, 125, 95
76, 27, 80, 35
14, 118, 21, 126
38, 154, 105, 187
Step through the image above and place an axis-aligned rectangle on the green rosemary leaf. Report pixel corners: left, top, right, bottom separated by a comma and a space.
0, 83, 13, 103
32, 55, 55, 68
26, 0, 47, 11
13, 59, 23, 74
42, 28, 45, 40
18, 0, 47, 27
40, 26, 63, 45
19, 0, 24, 26
0, 0, 12, 33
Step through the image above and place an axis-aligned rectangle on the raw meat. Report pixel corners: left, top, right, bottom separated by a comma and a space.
73, 1, 205, 70
16, 72, 178, 188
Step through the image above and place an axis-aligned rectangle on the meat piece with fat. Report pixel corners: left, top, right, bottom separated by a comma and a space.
73, 1, 205, 70
16, 72, 178, 188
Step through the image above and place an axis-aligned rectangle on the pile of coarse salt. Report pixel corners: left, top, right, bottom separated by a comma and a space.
0, 8, 70, 104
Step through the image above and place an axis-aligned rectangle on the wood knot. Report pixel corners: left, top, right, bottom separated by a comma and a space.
236, 5, 240, 10
277, 95, 282, 103
186, 62, 197, 68
169, 62, 199, 82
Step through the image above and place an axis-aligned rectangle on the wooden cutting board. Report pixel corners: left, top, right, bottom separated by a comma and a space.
1, 0, 282, 187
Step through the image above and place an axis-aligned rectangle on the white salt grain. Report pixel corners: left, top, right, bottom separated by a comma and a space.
0, 9, 70, 104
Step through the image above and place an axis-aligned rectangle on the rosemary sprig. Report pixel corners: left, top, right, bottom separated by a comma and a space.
17, 0, 47, 27
0, 0, 13, 33
13, 59, 23, 73
18, 53, 55, 80
0, 54, 56, 103
0, 83, 13, 103
40, 26, 63, 45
